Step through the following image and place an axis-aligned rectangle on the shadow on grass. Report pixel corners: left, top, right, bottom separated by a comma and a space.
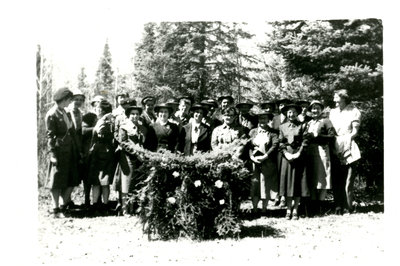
63, 200, 121, 218
240, 224, 285, 238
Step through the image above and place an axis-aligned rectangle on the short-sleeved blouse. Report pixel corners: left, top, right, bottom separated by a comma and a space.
329, 104, 361, 136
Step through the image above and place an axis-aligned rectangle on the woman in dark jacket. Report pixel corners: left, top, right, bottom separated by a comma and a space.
178, 104, 212, 156
304, 100, 336, 214
88, 100, 116, 212
113, 105, 152, 215
278, 104, 309, 220
151, 103, 179, 152
248, 110, 279, 216
45, 87, 80, 218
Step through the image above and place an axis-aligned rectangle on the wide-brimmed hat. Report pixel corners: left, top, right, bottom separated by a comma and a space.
307, 100, 325, 111
90, 95, 105, 106
154, 103, 173, 114
141, 96, 156, 106
217, 95, 234, 103
166, 98, 179, 107
254, 109, 274, 120
125, 105, 143, 117
282, 103, 302, 115
296, 100, 310, 107
201, 98, 218, 108
276, 98, 294, 106
236, 100, 255, 109
72, 89, 85, 98
120, 98, 137, 107
98, 99, 112, 113
53, 87, 73, 102
190, 104, 208, 116
260, 101, 276, 110
178, 96, 194, 105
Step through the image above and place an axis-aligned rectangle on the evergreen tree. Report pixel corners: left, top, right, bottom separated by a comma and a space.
260, 19, 383, 102
134, 22, 258, 102
94, 41, 115, 99
77, 67, 88, 90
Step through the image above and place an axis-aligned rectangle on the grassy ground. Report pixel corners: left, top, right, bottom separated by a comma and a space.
37, 185, 384, 264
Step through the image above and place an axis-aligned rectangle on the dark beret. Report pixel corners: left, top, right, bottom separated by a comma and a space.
53, 87, 73, 102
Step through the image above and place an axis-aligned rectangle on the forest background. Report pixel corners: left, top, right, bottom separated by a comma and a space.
1, 0, 397, 264
37, 18, 383, 192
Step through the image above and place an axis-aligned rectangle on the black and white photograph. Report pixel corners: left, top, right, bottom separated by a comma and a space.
5, 0, 397, 264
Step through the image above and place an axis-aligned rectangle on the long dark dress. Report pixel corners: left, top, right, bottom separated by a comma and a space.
45, 105, 80, 189
278, 120, 309, 197
248, 127, 279, 200
88, 113, 116, 186
304, 117, 336, 192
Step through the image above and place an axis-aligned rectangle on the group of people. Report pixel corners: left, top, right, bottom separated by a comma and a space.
45, 87, 362, 220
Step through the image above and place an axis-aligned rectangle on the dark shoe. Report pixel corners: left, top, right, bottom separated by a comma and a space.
273, 199, 280, 206
49, 208, 64, 218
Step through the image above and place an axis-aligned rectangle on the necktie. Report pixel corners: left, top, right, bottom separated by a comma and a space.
62, 110, 72, 129
74, 109, 82, 130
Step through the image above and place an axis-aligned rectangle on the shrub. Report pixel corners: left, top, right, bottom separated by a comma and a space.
122, 139, 251, 240
354, 98, 383, 191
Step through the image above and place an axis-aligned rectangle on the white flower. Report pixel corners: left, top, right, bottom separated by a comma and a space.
172, 171, 180, 178
214, 180, 223, 189
167, 197, 176, 204
219, 199, 225, 205
194, 180, 201, 187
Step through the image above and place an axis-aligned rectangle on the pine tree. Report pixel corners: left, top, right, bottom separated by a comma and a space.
134, 22, 258, 103
259, 19, 383, 102
77, 67, 88, 90
94, 41, 115, 100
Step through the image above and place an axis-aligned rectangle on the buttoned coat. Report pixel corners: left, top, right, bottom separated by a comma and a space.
178, 122, 211, 155
45, 105, 80, 189
151, 121, 180, 152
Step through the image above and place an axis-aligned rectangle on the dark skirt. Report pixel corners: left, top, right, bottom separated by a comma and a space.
250, 159, 278, 200
46, 140, 80, 189
112, 152, 142, 193
88, 143, 116, 186
279, 153, 309, 197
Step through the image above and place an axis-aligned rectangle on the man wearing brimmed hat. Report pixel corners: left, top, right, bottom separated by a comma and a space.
178, 104, 211, 155
45, 87, 80, 218
140, 96, 157, 126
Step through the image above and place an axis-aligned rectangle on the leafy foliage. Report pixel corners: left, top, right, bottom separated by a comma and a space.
94, 41, 115, 99
122, 141, 251, 240
134, 22, 259, 103
354, 98, 383, 189
260, 19, 383, 102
